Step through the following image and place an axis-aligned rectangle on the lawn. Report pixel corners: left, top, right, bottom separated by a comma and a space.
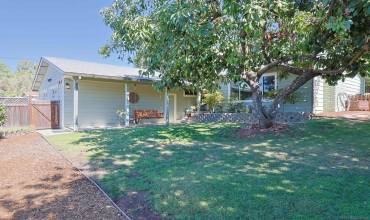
48, 119, 370, 219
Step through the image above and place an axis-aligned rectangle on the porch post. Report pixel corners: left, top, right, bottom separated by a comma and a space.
124, 83, 130, 126
164, 87, 169, 125
196, 91, 201, 114
73, 77, 79, 131
227, 82, 231, 102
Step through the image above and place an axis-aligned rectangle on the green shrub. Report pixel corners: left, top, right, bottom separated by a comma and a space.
0, 104, 7, 127
204, 91, 224, 112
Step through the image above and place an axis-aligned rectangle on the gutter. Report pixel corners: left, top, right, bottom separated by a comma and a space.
64, 72, 160, 83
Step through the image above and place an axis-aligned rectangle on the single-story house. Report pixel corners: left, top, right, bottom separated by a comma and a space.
31, 57, 197, 130
32, 57, 365, 130
220, 72, 365, 113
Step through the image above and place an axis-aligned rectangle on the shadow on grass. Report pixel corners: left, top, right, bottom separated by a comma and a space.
57, 120, 370, 219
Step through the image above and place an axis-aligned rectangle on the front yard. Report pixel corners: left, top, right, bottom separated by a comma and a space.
49, 119, 370, 219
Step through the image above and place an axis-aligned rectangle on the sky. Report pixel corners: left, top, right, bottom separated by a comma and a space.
0, 0, 131, 70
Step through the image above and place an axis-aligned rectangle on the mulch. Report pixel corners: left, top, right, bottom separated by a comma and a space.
0, 133, 126, 220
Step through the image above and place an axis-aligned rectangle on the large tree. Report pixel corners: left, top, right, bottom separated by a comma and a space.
101, 0, 369, 128
0, 61, 35, 97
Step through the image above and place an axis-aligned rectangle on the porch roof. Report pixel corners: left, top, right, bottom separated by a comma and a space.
32, 56, 159, 91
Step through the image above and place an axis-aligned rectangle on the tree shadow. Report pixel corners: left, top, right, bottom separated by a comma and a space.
61, 120, 370, 219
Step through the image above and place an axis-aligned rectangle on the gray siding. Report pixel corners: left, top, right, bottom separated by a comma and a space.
278, 74, 313, 112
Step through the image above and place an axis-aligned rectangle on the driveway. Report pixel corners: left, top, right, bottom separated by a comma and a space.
315, 111, 370, 121
0, 133, 125, 220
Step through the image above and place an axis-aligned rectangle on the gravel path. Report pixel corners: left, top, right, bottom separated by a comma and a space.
0, 133, 125, 220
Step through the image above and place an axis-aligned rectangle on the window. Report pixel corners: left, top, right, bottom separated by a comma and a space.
184, 89, 197, 97
129, 92, 139, 103
262, 74, 276, 93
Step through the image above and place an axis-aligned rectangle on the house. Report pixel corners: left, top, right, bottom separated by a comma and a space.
32, 57, 365, 130
220, 72, 366, 113
31, 57, 198, 130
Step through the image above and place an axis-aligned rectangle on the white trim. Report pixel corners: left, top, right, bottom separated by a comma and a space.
169, 93, 177, 123
73, 78, 79, 131
196, 91, 201, 114
227, 83, 231, 101
61, 78, 65, 129
260, 72, 277, 95
164, 88, 169, 124
124, 83, 130, 126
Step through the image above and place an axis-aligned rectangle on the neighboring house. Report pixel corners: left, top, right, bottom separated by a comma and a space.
220, 72, 365, 113
32, 57, 197, 130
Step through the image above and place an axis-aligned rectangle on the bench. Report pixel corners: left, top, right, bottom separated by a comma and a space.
133, 109, 164, 124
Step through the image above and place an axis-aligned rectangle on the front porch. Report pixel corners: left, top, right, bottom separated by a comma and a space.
63, 77, 198, 131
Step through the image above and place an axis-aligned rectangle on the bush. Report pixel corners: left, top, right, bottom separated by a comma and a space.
214, 101, 251, 113
0, 104, 7, 127
204, 91, 224, 112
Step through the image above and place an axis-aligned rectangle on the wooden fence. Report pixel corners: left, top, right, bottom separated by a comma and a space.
0, 97, 60, 129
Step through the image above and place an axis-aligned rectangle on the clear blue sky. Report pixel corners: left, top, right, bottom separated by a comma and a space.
0, 0, 130, 70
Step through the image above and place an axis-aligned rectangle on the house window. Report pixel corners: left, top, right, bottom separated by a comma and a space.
129, 92, 139, 103
184, 89, 197, 97
262, 74, 276, 93
228, 82, 252, 101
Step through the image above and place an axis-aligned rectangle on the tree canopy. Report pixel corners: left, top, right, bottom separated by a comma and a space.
0, 61, 35, 97
101, 0, 369, 127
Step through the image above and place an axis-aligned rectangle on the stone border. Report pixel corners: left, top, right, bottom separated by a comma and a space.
190, 112, 311, 124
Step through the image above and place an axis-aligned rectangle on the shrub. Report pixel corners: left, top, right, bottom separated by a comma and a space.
0, 104, 7, 127
204, 91, 224, 112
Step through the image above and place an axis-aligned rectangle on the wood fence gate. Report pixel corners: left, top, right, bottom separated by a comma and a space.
1, 97, 60, 129
30, 100, 60, 129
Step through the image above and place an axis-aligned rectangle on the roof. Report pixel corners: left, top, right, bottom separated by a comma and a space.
32, 57, 158, 91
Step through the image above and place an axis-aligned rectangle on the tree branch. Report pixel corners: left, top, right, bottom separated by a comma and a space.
277, 64, 344, 76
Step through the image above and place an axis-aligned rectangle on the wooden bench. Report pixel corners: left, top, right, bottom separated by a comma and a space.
133, 109, 164, 124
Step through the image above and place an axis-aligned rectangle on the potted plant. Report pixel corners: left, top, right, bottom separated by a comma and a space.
185, 106, 196, 117
116, 109, 127, 126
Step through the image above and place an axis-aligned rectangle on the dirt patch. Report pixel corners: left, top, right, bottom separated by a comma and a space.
0, 133, 125, 220
115, 191, 162, 220
235, 124, 288, 138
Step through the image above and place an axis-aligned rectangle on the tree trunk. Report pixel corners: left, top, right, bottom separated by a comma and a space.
252, 90, 273, 129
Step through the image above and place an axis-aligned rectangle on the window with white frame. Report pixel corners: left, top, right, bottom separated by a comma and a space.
261, 73, 277, 94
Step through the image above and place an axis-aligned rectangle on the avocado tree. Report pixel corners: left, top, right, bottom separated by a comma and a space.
101, 0, 369, 128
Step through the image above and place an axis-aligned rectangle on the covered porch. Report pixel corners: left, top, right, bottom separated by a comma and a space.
63, 76, 198, 131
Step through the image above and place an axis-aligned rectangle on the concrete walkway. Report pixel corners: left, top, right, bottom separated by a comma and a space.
37, 129, 72, 137
315, 111, 370, 121
0, 133, 125, 220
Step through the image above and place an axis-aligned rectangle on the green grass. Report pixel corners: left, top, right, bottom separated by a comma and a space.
49, 119, 370, 219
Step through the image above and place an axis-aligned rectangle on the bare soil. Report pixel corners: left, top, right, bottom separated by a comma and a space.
0, 133, 125, 220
